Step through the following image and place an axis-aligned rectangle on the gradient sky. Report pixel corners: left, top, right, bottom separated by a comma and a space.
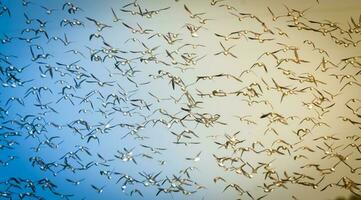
0, 0, 361, 200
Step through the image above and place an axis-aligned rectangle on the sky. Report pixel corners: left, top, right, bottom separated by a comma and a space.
0, 0, 361, 200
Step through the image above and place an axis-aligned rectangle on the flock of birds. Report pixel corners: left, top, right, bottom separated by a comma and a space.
0, 0, 361, 199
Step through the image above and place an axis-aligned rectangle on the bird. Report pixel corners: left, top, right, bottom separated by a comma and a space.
185, 151, 202, 162
214, 42, 238, 58
184, 4, 205, 19
111, 8, 122, 22
91, 185, 105, 194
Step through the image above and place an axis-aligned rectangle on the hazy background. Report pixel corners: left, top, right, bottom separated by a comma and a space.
0, 0, 360, 199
